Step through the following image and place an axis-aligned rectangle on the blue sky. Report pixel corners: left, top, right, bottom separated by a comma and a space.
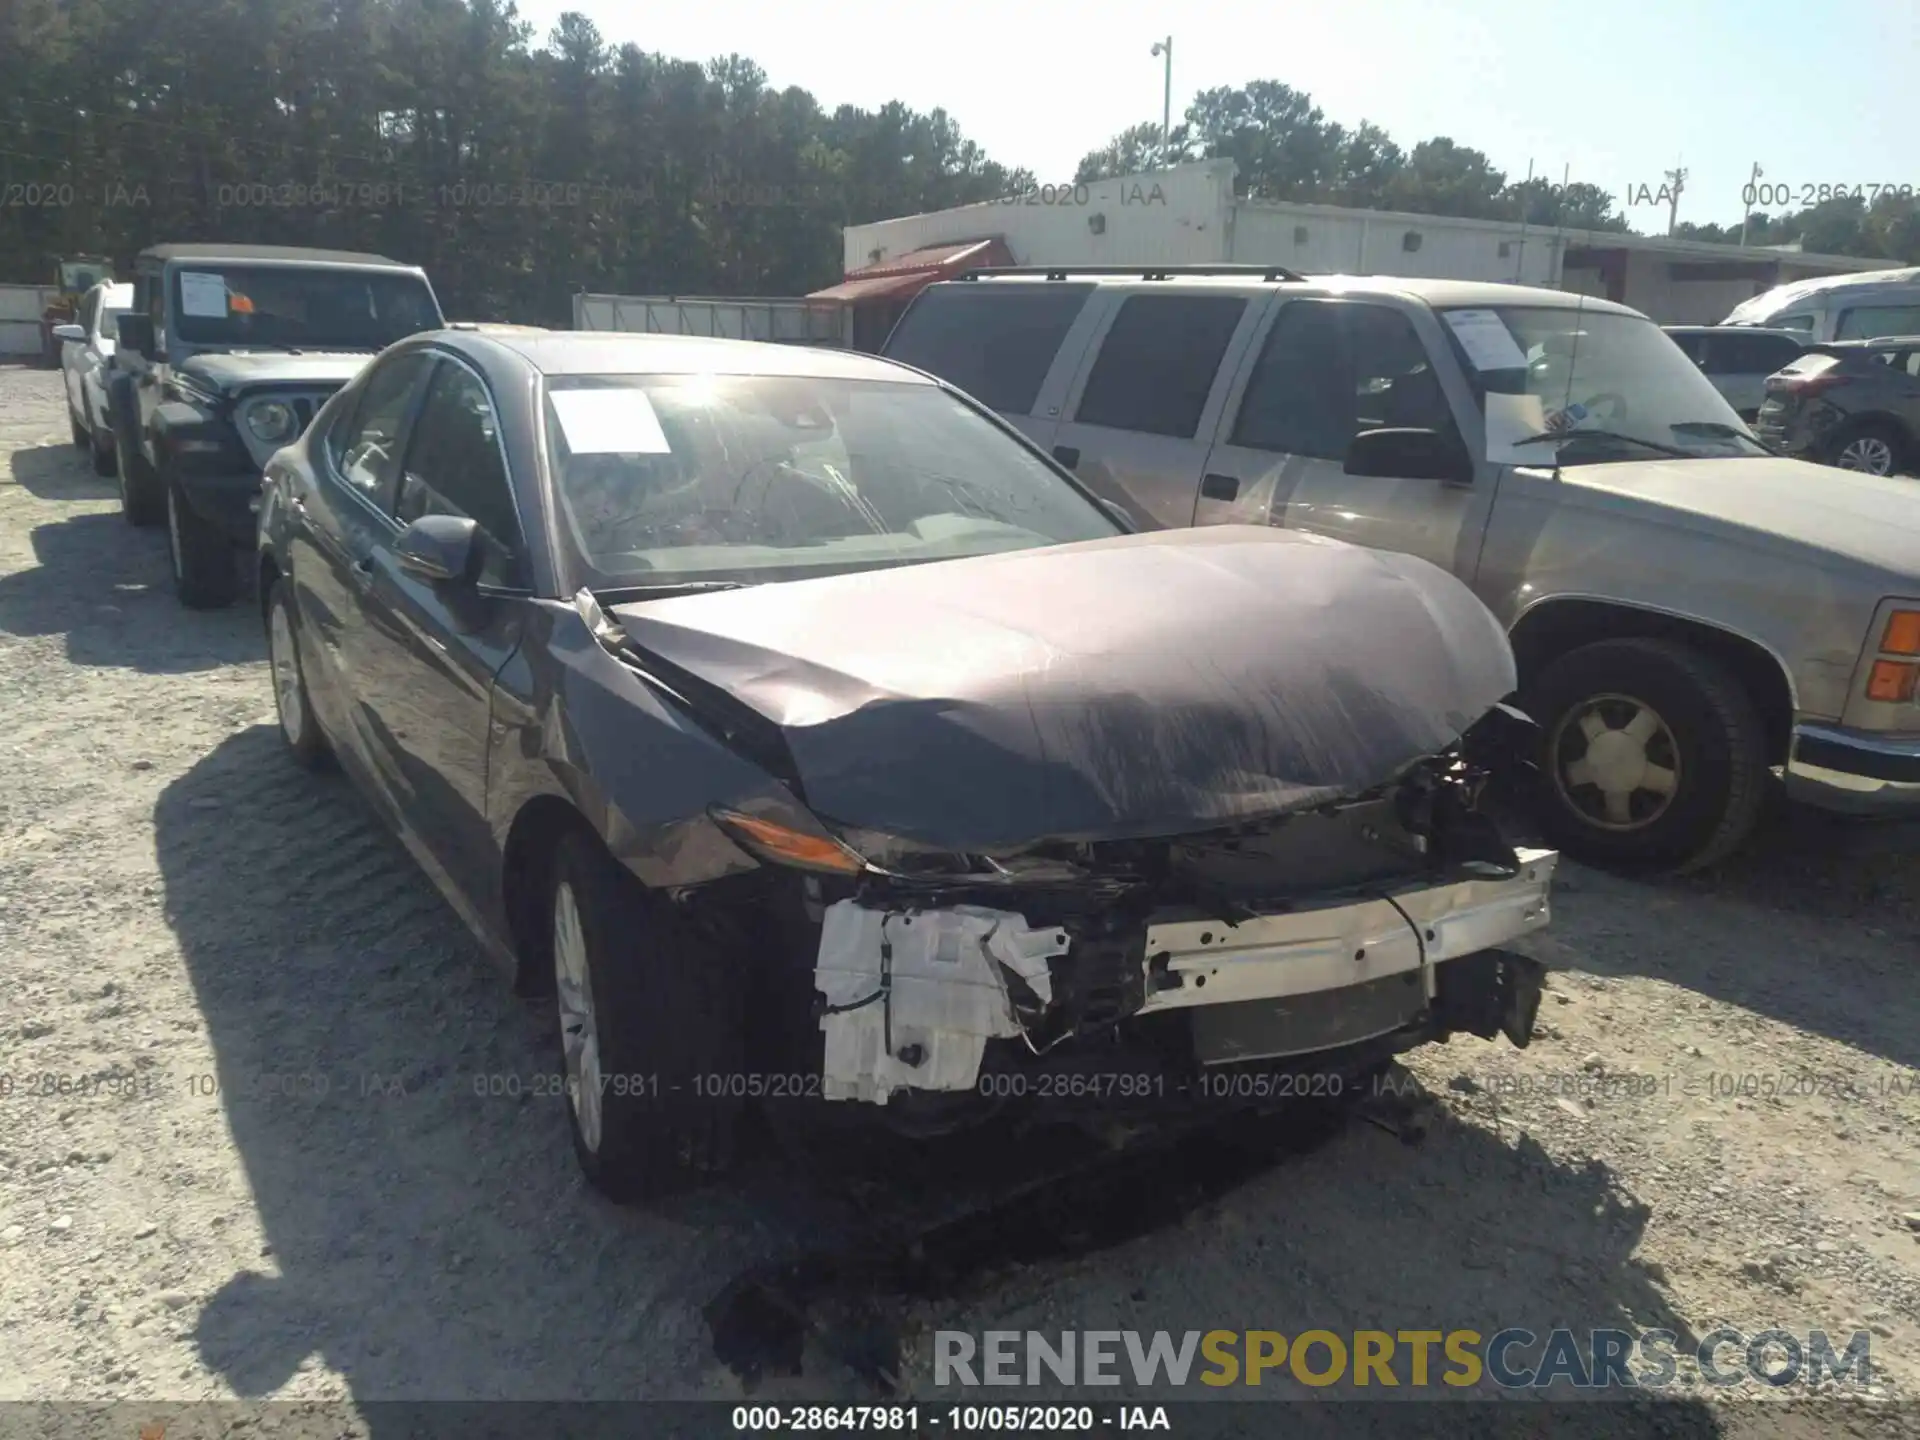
515, 0, 1915, 229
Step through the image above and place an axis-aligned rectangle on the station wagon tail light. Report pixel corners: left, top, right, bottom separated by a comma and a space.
1865, 661, 1917, 704
709, 807, 866, 875
1881, 610, 1920, 656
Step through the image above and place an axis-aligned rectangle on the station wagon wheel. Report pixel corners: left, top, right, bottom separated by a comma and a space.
545, 831, 746, 1203
1831, 422, 1902, 476
265, 578, 328, 769
1523, 638, 1767, 874
1549, 692, 1680, 830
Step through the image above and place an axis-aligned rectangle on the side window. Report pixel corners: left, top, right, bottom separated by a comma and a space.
395, 361, 523, 587
1073, 294, 1246, 438
1901, 350, 1920, 379
1347, 305, 1456, 435
882, 285, 1092, 414
1667, 332, 1706, 364
325, 352, 433, 509
1773, 313, 1814, 334
1229, 300, 1351, 458
80, 290, 99, 335
1836, 304, 1920, 341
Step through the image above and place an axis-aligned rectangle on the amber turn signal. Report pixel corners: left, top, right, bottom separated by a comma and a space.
709, 808, 866, 875
1865, 659, 1918, 704
1881, 610, 1920, 657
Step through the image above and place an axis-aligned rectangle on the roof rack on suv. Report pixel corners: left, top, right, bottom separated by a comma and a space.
957, 264, 1307, 284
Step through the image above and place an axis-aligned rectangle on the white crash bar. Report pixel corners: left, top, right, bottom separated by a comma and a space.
1137, 848, 1557, 1014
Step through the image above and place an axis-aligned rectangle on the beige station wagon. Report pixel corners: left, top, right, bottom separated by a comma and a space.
883, 267, 1920, 871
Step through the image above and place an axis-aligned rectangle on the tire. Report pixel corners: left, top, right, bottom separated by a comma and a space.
165, 475, 240, 610
111, 404, 166, 527
1521, 638, 1768, 874
89, 419, 116, 477
547, 831, 745, 1203
1827, 420, 1906, 477
265, 578, 329, 769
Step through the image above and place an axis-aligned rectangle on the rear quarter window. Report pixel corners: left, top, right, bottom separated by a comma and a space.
882, 284, 1092, 415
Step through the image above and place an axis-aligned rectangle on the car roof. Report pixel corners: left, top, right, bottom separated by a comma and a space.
457, 331, 936, 381
946, 270, 1645, 317
1726, 266, 1920, 315
137, 243, 411, 267
1663, 324, 1806, 339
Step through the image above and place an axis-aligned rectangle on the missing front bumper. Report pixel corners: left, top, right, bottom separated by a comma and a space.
812, 849, 1558, 1106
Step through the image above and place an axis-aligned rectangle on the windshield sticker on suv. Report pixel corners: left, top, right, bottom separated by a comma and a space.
1443, 309, 1529, 372
179, 272, 230, 318
550, 387, 672, 455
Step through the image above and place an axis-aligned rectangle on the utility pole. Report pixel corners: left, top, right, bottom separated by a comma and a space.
1150, 38, 1173, 166
1739, 162, 1762, 246
1663, 163, 1687, 237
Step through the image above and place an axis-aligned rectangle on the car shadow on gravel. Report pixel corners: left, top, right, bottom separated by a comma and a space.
0, 499, 261, 672
8, 438, 118, 503
155, 731, 1736, 1432
1538, 788, 1920, 1074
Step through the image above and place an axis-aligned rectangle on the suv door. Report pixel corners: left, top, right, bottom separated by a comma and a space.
354, 355, 528, 904
879, 282, 1100, 451
1197, 297, 1492, 579
1046, 290, 1265, 529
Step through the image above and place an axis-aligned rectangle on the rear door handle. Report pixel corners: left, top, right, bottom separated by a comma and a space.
1201, 473, 1240, 502
1053, 445, 1080, 469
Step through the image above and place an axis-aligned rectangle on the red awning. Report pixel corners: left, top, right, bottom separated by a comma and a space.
808, 270, 942, 303
808, 237, 1014, 302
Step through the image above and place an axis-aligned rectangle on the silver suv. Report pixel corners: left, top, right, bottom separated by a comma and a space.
882, 266, 1920, 871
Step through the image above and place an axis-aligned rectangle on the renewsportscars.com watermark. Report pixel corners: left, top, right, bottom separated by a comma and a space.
934, 1327, 1874, 1391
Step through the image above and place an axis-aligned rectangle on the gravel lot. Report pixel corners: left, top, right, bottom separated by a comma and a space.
1, 363, 1916, 1437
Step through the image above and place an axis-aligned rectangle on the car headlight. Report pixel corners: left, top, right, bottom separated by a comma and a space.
245, 400, 298, 445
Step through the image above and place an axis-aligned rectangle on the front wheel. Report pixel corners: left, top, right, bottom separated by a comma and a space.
1522, 638, 1767, 874
547, 831, 745, 1203
165, 478, 240, 610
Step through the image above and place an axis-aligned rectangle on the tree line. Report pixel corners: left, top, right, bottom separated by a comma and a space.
4, 0, 1914, 327
1078, 83, 1920, 268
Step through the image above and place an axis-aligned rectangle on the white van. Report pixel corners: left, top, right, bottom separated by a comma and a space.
1722, 267, 1920, 342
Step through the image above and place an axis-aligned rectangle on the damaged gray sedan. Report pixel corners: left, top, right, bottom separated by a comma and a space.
256, 329, 1558, 1201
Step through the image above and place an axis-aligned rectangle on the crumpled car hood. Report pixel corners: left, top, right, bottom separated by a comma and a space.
611, 525, 1517, 852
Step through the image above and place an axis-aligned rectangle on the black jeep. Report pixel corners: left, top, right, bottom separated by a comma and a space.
107, 244, 445, 608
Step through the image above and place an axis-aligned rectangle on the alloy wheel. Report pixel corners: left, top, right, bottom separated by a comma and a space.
553, 882, 604, 1153
1550, 692, 1682, 830
1835, 435, 1894, 475
269, 601, 307, 747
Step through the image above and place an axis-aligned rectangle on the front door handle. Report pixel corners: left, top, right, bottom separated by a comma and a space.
1200, 473, 1240, 502
1053, 445, 1080, 469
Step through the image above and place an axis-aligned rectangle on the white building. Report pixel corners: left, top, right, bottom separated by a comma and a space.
840, 159, 1895, 325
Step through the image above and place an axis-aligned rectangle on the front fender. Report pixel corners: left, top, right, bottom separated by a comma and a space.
489, 599, 808, 892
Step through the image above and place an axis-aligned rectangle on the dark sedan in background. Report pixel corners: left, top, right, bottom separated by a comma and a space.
1755, 336, 1920, 476
255, 329, 1557, 1202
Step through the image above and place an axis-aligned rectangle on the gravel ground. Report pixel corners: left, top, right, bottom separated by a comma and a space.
1, 364, 1916, 1437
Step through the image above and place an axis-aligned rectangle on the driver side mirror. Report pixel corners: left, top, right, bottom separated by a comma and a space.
52, 324, 86, 344
1344, 426, 1475, 485
395, 513, 480, 585
116, 314, 156, 360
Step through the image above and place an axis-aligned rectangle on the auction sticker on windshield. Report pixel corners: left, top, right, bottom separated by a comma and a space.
550, 386, 672, 454
1443, 309, 1529, 372
179, 272, 230, 318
